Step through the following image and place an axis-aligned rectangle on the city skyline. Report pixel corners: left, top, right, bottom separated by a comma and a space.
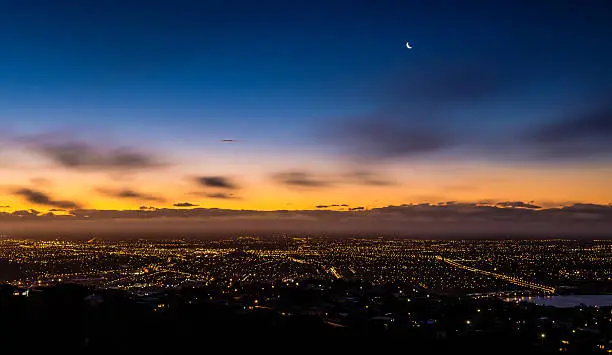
5, 237, 612, 352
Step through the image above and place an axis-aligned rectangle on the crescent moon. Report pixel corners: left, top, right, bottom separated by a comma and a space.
406, 42, 412, 49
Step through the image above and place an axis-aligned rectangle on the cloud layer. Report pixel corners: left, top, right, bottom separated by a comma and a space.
1, 202, 611, 238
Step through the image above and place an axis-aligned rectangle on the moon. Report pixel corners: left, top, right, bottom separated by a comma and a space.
406, 42, 412, 49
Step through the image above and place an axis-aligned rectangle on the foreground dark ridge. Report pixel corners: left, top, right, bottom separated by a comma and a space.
1, 282, 611, 353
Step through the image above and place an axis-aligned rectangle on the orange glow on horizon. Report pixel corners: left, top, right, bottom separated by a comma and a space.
1, 159, 611, 213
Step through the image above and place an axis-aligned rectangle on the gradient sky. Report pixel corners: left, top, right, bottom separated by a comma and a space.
1, 0, 611, 216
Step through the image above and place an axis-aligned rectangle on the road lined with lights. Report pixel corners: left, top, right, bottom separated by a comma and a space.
436, 256, 556, 294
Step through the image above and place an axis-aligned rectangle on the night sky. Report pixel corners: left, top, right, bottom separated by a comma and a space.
1, 0, 611, 235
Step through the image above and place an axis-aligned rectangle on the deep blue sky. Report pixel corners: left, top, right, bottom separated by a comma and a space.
1, 0, 611, 155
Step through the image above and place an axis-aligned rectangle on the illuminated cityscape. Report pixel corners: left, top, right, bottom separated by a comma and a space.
2, 237, 612, 352
2, 237, 611, 294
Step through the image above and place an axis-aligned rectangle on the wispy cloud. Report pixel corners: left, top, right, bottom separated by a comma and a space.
273, 171, 332, 188
195, 176, 238, 189
528, 100, 612, 158
14, 188, 80, 209
173, 202, 199, 207
98, 188, 165, 202
21, 134, 165, 171
345, 170, 394, 186
316, 57, 612, 163
205, 193, 239, 199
